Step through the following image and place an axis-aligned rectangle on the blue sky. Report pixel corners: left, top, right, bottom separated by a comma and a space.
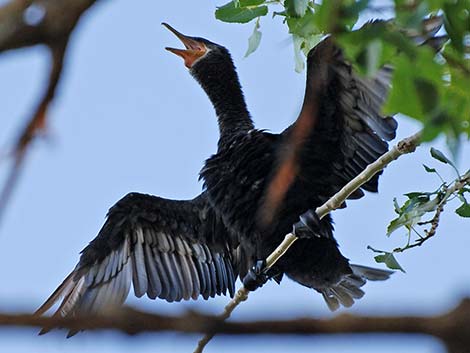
0, 1, 469, 352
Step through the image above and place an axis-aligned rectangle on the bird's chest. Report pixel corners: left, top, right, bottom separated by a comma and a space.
200, 132, 275, 238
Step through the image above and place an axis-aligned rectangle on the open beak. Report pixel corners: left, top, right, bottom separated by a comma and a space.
163, 23, 207, 68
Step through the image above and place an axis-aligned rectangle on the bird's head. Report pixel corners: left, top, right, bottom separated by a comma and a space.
163, 23, 248, 123
163, 23, 231, 71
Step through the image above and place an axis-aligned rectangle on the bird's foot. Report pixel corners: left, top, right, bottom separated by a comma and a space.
292, 209, 322, 239
243, 260, 268, 291
243, 260, 283, 291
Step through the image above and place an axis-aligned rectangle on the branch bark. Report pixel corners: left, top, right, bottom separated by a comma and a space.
1, 298, 470, 353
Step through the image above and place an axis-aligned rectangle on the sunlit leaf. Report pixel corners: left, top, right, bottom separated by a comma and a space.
286, 10, 319, 38
215, 0, 268, 23
285, 0, 308, 17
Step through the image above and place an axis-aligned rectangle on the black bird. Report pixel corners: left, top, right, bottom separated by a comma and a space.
36, 23, 403, 328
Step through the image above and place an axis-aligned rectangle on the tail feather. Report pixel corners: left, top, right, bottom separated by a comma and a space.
320, 264, 393, 311
350, 264, 394, 281
321, 289, 340, 311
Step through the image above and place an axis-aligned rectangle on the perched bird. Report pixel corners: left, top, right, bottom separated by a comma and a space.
37, 21, 434, 333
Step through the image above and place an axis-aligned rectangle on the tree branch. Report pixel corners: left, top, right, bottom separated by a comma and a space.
194, 131, 422, 353
2, 298, 470, 353
0, 0, 99, 225
393, 169, 470, 252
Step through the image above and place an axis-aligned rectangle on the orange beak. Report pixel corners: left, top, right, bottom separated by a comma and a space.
163, 23, 207, 68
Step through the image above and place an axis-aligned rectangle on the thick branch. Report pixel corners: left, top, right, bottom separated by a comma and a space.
0, 0, 97, 53
2, 299, 470, 353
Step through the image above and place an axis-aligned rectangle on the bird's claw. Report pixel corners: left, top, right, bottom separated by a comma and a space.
292, 209, 322, 239
242, 260, 269, 291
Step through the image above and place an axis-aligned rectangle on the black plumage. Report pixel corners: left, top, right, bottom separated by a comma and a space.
38, 21, 444, 329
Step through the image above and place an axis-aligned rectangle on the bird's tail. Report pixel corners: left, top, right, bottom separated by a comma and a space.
320, 264, 393, 311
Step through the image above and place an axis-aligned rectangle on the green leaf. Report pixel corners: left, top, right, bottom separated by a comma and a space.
394, 0, 430, 29
404, 191, 430, 199
430, 147, 458, 173
292, 35, 305, 73
456, 202, 470, 217
387, 217, 404, 235
244, 20, 262, 57
413, 78, 439, 114
423, 164, 437, 173
443, 0, 470, 53
374, 252, 406, 272
387, 194, 439, 235
420, 122, 442, 142
215, 0, 268, 23
285, 0, 308, 17
393, 197, 400, 213
384, 55, 424, 119
299, 34, 323, 56
286, 9, 319, 38
341, 0, 369, 29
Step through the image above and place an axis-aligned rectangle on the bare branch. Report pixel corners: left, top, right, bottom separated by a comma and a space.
0, 0, 97, 53
2, 299, 470, 353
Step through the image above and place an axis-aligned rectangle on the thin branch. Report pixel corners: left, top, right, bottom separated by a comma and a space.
3, 299, 470, 353
394, 169, 470, 252
194, 131, 422, 352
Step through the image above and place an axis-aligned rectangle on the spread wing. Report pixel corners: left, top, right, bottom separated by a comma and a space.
282, 36, 397, 204
36, 192, 237, 334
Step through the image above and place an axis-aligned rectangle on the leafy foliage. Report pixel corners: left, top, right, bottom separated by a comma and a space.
214, 0, 469, 270
214, 0, 470, 147
215, 0, 268, 23
369, 148, 470, 270
367, 246, 406, 272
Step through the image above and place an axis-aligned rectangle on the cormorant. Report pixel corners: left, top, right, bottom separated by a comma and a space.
37, 23, 406, 331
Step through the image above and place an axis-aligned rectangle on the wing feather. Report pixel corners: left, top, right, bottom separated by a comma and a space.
36, 192, 238, 335
283, 36, 397, 205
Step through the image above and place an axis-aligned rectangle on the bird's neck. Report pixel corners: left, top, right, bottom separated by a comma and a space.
191, 57, 254, 140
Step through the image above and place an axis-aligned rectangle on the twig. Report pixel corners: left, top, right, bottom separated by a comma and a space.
394, 169, 470, 252
194, 131, 422, 352
3, 299, 470, 353
193, 289, 249, 353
